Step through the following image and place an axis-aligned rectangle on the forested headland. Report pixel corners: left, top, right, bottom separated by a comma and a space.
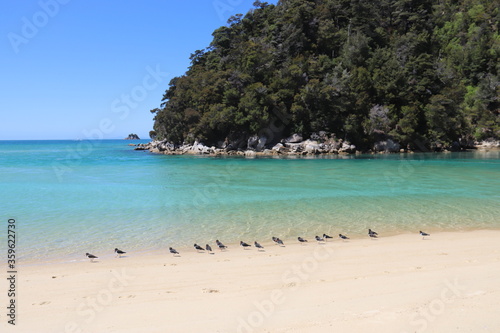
150, 0, 499, 152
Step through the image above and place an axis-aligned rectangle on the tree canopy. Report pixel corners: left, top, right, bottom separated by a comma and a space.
151, 0, 499, 150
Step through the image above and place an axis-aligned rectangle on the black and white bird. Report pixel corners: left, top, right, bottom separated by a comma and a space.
194, 243, 205, 252
298, 237, 308, 243
420, 231, 430, 239
368, 229, 378, 239
315, 235, 325, 243
339, 234, 350, 240
240, 241, 251, 249
323, 234, 333, 240
206, 244, 213, 253
216, 240, 227, 251
86, 253, 98, 262
254, 241, 264, 251
169, 247, 180, 256
272, 237, 285, 246
114, 248, 126, 258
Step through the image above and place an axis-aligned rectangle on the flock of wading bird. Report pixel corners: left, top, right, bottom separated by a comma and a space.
85, 230, 431, 262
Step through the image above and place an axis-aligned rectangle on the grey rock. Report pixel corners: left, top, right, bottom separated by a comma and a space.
373, 139, 400, 153
339, 142, 356, 153
256, 136, 267, 151
304, 143, 320, 154
247, 135, 259, 150
285, 133, 303, 143
272, 143, 283, 151
244, 150, 256, 157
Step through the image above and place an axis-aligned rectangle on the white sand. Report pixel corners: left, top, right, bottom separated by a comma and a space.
2, 230, 500, 332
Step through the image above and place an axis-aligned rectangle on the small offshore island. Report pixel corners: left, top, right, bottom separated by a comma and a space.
124, 133, 140, 140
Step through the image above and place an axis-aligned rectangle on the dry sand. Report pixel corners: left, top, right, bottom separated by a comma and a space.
2, 230, 500, 333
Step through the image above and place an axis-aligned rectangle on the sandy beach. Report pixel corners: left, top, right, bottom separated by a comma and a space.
3, 230, 500, 333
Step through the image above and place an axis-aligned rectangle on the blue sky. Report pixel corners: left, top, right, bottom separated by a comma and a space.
0, 0, 278, 140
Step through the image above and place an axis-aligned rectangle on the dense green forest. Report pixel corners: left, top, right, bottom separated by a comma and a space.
150, 0, 499, 151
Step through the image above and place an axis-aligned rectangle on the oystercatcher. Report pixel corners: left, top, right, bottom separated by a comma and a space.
194, 243, 205, 252
323, 234, 333, 240
254, 241, 264, 251
216, 240, 227, 251
240, 241, 251, 249
420, 231, 430, 239
368, 229, 378, 236
206, 244, 213, 253
339, 234, 349, 240
276, 238, 285, 246
298, 237, 308, 243
114, 248, 126, 258
315, 235, 325, 243
86, 253, 98, 262
169, 247, 180, 256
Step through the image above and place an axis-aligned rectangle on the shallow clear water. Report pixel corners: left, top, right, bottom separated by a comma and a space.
1, 140, 499, 262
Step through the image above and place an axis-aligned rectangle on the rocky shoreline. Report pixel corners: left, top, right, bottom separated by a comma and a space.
132, 133, 500, 156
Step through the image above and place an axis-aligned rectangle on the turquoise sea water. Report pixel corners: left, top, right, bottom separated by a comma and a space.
1, 140, 499, 262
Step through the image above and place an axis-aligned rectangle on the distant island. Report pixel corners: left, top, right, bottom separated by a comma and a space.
125, 133, 140, 140
148, 0, 499, 153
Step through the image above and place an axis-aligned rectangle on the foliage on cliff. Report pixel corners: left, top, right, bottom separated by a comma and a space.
151, 0, 499, 150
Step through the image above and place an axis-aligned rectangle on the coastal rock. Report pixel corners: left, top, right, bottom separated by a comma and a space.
431, 142, 444, 152
272, 143, 290, 154
256, 135, 267, 151
244, 150, 256, 157
158, 141, 175, 152
310, 132, 321, 141
373, 139, 400, 153
309, 132, 329, 142
247, 135, 259, 150
135, 134, 361, 156
286, 142, 304, 153
327, 140, 341, 152
475, 139, 500, 150
285, 133, 303, 143
303, 140, 320, 154
304, 145, 319, 154
339, 142, 356, 153
272, 143, 283, 151
226, 137, 246, 151
217, 140, 227, 149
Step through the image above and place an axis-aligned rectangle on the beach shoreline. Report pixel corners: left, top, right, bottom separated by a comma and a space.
15, 226, 500, 267
3, 229, 500, 332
